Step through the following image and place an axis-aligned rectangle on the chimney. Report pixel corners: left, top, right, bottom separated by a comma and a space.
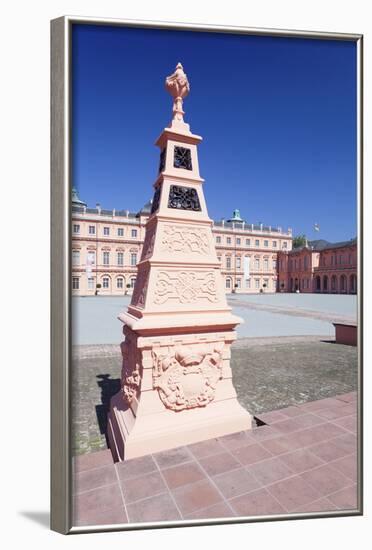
96, 203, 101, 214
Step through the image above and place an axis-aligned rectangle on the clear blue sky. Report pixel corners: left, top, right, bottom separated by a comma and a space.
72, 24, 357, 242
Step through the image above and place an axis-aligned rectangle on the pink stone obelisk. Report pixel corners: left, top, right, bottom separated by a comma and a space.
107, 63, 252, 461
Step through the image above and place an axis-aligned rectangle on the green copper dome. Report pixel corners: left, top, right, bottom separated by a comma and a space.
71, 187, 87, 207
228, 209, 244, 222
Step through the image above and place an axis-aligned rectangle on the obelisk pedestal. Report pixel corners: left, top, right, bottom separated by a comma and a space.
107, 63, 252, 461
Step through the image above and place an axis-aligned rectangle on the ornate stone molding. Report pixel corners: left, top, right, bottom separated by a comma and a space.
161, 225, 210, 255
152, 343, 224, 411
154, 271, 217, 304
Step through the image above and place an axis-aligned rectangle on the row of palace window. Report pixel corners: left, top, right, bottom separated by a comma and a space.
288, 256, 310, 271
225, 277, 275, 290
218, 256, 277, 270
287, 252, 355, 271
72, 275, 137, 291
72, 250, 138, 266
215, 235, 288, 249
320, 253, 355, 267
72, 224, 138, 239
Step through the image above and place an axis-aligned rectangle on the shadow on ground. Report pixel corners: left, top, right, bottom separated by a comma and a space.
95, 374, 121, 435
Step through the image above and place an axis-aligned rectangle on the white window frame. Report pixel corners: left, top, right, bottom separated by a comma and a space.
117, 252, 124, 266
72, 249, 80, 266
102, 277, 109, 289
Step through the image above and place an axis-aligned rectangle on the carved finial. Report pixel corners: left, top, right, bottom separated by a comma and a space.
165, 62, 190, 125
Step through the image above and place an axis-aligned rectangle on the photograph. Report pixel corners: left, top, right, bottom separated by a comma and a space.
52, 17, 361, 531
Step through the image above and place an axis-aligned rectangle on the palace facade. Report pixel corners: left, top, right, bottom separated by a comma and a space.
71, 189, 356, 296
71, 189, 292, 296
277, 239, 357, 294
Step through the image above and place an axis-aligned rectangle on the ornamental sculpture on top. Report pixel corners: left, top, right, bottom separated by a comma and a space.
107, 63, 252, 462
165, 62, 190, 127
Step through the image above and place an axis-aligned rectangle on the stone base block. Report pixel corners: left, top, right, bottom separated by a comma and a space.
107, 391, 252, 461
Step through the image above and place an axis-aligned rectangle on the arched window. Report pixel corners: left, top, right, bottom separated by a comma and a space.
340, 275, 347, 293
130, 277, 136, 288
323, 275, 328, 292
225, 278, 232, 289
315, 276, 321, 292
331, 275, 337, 292
350, 274, 357, 293
117, 277, 124, 289
102, 276, 110, 289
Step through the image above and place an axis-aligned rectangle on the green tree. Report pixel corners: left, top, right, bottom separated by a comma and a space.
292, 234, 307, 248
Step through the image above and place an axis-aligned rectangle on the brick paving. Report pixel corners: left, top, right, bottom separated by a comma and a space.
72, 391, 359, 527
72, 336, 357, 455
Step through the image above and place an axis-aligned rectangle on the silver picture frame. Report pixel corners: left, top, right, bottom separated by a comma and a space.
51, 15, 363, 534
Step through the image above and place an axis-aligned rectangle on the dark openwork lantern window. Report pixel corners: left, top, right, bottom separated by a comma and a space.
158, 148, 166, 173
173, 146, 192, 170
168, 185, 201, 211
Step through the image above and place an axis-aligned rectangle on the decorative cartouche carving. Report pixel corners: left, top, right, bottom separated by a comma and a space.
152, 343, 224, 411
130, 268, 149, 309
168, 185, 201, 211
154, 271, 217, 304
161, 225, 210, 255
165, 62, 190, 123
121, 340, 141, 404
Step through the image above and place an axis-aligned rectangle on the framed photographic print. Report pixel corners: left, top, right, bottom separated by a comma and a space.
51, 15, 363, 534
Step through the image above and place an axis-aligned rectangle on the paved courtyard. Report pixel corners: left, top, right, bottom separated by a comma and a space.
72, 336, 357, 455
72, 294, 357, 345
71, 292, 359, 526
73, 391, 358, 527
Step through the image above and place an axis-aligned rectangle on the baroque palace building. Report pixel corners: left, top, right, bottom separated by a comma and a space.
71, 188, 357, 296
278, 238, 357, 294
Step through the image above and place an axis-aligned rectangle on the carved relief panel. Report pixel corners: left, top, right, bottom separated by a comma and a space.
161, 224, 211, 255
152, 343, 224, 411
154, 270, 218, 305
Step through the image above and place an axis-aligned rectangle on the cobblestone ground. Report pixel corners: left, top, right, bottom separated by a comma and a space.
72, 337, 358, 455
